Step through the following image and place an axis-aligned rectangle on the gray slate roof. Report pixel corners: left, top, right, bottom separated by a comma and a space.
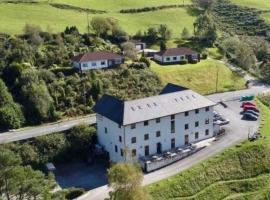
93, 84, 216, 125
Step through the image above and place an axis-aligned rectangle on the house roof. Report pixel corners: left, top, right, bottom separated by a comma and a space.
156, 47, 198, 57
93, 83, 216, 125
71, 51, 123, 63
160, 83, 188, 94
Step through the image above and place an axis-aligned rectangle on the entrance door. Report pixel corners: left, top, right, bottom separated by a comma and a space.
185, 135, 189, 145
156, 142, 162, 154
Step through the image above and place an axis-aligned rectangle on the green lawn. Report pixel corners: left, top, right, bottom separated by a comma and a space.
0, 0, 195, 36
150, 59, 246, 94
147, 100, 270, 200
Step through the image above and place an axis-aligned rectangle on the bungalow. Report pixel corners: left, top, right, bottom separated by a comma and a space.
71, 51, 124, 71
154, 47, 200, 64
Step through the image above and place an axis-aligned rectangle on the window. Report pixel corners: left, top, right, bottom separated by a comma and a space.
115, 145, 118, 153
82, 63, 87, 68
101, 61, 106, 65
171, 138, 175, 149
156, 131, 161, 137
131, 137, 136, 144
145, 146, 149, 156
119, 136, 122, 142
205, 119, 210, 124
205, 107, 210, 112
171, 121, 175, 133
195, 121, 199, 127
132, 149, 136, 157
131, 123, 136, 129
144, 134, 149, 140
156, 118, 161, 123
144, 121, 149, 126
185, 111, 189, 117
195, 132, 199, 139
104, 127, 108, 134
166, 57, 170, 61
195, 109, 199, 114
185, 124, 189, 130
173, 56, 177, 60
171, 115, 175, 120
91, 62, 97, 66
205, 129, 209, 136
120, 149, 124, 156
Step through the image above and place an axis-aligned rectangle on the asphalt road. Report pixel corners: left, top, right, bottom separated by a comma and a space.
0, 115, 96, 144
77, 86, 269, 200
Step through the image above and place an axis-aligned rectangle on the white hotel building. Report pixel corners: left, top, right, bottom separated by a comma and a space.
93, 83, 216, 163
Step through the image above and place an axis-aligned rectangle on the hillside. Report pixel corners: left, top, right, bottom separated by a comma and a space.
148, 100, 270, 200
0, 0, 194, 36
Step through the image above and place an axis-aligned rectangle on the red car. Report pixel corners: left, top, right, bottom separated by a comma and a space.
241, 101, 255, 107
243, 105, 260, 113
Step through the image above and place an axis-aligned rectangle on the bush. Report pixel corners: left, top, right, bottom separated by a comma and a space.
139, 57, 151, 68
50, 67, 77, 76
129, 62, 147, 69
201, 53, 208, 59
190, 59, 198, 64
179, 59, 188, 65
65, 188, 85, 200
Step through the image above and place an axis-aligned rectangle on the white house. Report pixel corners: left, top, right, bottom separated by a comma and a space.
71, 51, 124, 71
154, 47, 200, 64
93, 83, 216, 164
129, 39, 146, 51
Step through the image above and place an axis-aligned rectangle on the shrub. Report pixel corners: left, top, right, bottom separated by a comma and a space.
50, 67, 77, 76
190, 59, 198, 64
129, 62, 147, 69
65, 188, 85, 200
179, 59, 188, 65
139, 57, 151, 68
201, 53, 208, 59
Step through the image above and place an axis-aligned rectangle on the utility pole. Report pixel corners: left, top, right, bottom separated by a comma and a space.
215, 65, 220, 93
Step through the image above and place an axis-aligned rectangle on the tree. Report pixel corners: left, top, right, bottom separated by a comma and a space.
158, 24, 172, 41
181, 27, 191, 40
0, 79, 25, 129
192, 0, 213, 10
91, 17, 112, 37
260, 62, 270, 83
23, 24, 43, 45
159, 40, 167, 51
144, 27, 158, 44
193, 13, 217, 46
121, 42, 137, 60
107, 163, 151, 200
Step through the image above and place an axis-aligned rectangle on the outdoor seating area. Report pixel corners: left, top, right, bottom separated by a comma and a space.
139, 143, 206, 173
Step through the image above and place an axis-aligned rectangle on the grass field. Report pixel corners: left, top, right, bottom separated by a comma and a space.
230, 0, 270, 10
0, 0, 195, 36
148, 100, 270, 200
150, 59, 246, 94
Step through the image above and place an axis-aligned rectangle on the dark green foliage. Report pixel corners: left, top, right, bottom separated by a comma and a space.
65, 188, 85, 200
139, 57, 151, 68
120, 4, 185, 14
179, 59, 188, 65
0, 79, 24, 129
159, 40, 167, 51
190, 59, 198, 64
129, 62, 148, 69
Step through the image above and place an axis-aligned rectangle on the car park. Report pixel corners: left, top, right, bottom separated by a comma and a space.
241, 101, 255, 107
243, 113, 258, 121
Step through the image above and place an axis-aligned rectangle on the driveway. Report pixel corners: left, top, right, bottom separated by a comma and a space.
77, 100, 260, 200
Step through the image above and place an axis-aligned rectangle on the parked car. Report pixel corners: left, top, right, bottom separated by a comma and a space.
241, 101, 255, 107
243, 105, 260, 113
214, 118, 230, 126
240, 95, 254, 102
243, 113, 258, 121
244, 110, 259, 117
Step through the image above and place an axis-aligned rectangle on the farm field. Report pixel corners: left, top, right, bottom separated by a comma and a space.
230, 0, 270, 10
150, 59, 246, 94
0, 0, 194, 36
147, 100, 270, 200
